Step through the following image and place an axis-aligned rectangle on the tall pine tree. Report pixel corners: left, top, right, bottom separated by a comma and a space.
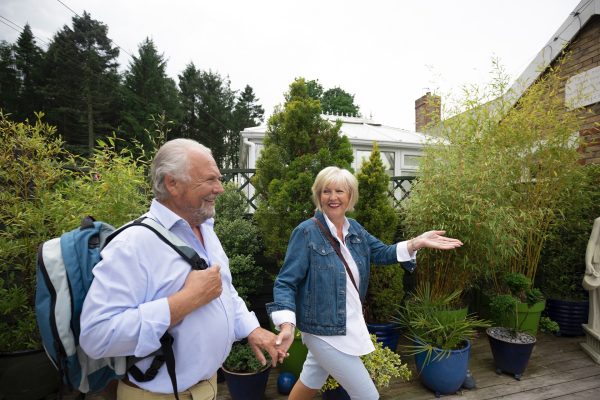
177, 64, 234, 167
121, 38, 182, 151
14, 24, 45, 121
44, 12, 121, 154
229, 85, 264, 168
253, 78, 353, 265
0, 41, 19, 115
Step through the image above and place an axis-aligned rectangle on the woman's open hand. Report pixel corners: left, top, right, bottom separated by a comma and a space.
414, 230, 462, 251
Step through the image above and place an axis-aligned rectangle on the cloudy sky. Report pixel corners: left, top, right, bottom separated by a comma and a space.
0, 0, 583, 130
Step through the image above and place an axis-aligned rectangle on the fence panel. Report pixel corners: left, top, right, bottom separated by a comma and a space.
221, 169, 416, 212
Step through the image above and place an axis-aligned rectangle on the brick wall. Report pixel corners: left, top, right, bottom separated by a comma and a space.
550, 14, 600, 165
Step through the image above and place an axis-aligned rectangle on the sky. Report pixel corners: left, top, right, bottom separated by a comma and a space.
0, 0, 584, 131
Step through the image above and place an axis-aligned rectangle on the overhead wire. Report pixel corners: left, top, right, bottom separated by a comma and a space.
1, 1, 234, 133
0, 15, 51, 47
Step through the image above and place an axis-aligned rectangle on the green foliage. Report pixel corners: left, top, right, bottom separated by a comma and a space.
504, 272, 531, 296
214, 183, 265, 304
395, 284, 490, 365
489, 272, 545, 333
402, 58, 586, 298
120, 38, 182, 153
223, 340, 270, 373
230, 85, 264, 168
354, 142, 397, 243
178, 64, 234, 168
353, 142, 404, 323
537, 164, 600, 300
252, 78, 353, 265
539, 316, 560, 334
0, 112, 70, 351
489, 294, 519, 316
44, 12, 122, 154
321, 87, 360, 117
0, 113, 152, 351
364, 265, 405, 324
321, 334, 411, 392
215, 182, 249, 221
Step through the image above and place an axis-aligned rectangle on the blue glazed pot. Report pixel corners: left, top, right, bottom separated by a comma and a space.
366, 322, 400, 351
414, 340, 471, 396
546, 298, 588, 336
486, 327, 536, 380
222, 365, 271, 400
322, 385, 350, 400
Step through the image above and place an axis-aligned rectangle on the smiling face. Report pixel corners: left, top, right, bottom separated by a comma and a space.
319, 181, 350, 224
164, 148, 224, 226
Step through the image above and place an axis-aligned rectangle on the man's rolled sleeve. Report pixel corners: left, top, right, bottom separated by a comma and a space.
136, 297, 171, 357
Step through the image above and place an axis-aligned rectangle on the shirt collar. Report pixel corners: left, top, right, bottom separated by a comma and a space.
149, 199, 215, 231
323, 211, 349, 239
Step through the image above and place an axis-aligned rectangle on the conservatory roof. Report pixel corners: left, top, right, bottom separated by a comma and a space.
242, 114, 431, 148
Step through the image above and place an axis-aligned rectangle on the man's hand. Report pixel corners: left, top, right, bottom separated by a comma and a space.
413, 230, 463, 251
168, 265, 222, 327
247, 327, 288, 367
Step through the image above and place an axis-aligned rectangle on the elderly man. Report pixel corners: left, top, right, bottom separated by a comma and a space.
80, 138, 283, 399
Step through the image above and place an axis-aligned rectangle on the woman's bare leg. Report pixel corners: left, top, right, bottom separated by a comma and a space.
288, 380, 319, 400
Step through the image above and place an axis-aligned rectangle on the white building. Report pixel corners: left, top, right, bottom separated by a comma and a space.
239, 114, 431, 177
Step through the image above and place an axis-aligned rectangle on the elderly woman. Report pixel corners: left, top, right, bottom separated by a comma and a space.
267, 166, 462, 400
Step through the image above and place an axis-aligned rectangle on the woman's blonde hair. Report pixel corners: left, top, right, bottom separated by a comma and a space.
311, 166, 359, 211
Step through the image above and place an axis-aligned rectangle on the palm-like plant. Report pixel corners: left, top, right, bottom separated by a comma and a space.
395, 284, 490, 366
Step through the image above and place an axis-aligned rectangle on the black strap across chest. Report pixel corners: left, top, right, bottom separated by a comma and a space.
311, 217, 360, 295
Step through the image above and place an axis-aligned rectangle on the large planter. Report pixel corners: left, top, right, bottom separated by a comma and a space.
0, 349, 59, 400
321, 386, 351, 400
413, 340, 471, 397
222, 364, 271, 400
486, 327, 536, 380
366, 322, 400, 351
546, 298, 588, 337
496, 300, 545, 336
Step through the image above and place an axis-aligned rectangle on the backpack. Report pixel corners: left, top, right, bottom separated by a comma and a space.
35, 215, 208, 396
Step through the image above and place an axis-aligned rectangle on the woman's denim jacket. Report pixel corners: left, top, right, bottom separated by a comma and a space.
266, 211, 416, 336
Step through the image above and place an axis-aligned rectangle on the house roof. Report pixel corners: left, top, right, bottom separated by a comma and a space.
242, 114, 431, 149
505, 0, 600, 105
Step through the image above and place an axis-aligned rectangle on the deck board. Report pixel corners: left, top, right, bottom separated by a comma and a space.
216, 332, 600, 399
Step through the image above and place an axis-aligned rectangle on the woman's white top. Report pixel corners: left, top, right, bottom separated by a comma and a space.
271, 214, 415, 356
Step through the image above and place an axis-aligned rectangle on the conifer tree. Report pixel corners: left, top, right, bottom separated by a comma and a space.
253, 78, 353, 265
353, 142, 403, 323
121, 38, 182, 151
229, 85, 264, 168
14, 24, 45, 121
0, 41, 19, 115
44, 12, 121, 154
177, 63, 234, 167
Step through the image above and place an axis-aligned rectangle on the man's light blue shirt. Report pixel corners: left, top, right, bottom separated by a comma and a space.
80, 199, 259, 393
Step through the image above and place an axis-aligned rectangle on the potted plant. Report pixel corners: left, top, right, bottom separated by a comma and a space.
221, 340, 272, 400
395, 284, 490, 397
402, 59, 586, 311
537, 164, 600, 336
487, 272, 553, 380
0, 116, 152, 399
320, 334, 412, 400
353, 143, 406, 350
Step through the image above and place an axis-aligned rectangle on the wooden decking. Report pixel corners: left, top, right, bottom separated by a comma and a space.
216, 332, 600, 399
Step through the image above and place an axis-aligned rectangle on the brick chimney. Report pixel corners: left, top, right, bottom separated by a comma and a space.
415, 92, 441, 132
